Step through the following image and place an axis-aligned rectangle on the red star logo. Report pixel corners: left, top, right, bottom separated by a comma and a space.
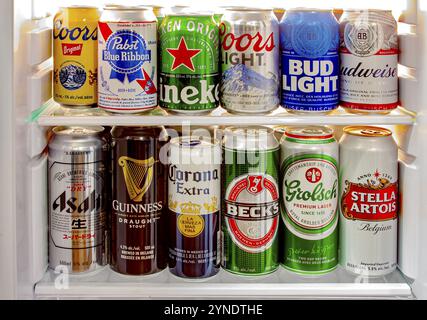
374, 170, 381, 179
166, 37, 201, 72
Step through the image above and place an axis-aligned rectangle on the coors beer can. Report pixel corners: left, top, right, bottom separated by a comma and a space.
48, 126, 109, 274
168, 137, 221, 278
340, 10, 399, 114
339, 126, 398, 276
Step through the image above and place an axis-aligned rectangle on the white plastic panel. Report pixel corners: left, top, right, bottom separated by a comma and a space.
28, 27, 51, 66
28, 68, 52, 112
399, 0, 418, 24
26, 123, 48, 159
399, 33, 418, 68
399, 74, 418, 112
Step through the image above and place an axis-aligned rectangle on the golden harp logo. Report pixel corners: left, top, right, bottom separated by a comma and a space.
119, 156, 157, 202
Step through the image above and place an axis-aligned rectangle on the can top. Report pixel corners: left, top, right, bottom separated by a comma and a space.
223, 126, 278, 151
287, 7, 333, 13
344, 126, 392, 138
285, 126, 334, 140
61, 5, 98, 10
343, 8, 392, 13
224, 7, 274, 12
103, 4, 152, 11
53, 126, 104, 136
171, 136, 220, 149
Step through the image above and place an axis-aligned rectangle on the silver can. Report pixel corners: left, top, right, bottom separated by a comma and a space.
220, 8, 280, 114
339, 126, 398, 276
49, 126, 109, 274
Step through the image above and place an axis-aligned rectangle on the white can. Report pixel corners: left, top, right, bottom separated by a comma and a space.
98, 6, 157, 113
339, 126, 398, 276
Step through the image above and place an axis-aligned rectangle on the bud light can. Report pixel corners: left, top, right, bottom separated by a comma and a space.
220, 8, 280, 114
280, 8, 340, 114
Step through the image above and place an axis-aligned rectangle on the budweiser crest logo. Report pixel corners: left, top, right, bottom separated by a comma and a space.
219, 23, 275, 52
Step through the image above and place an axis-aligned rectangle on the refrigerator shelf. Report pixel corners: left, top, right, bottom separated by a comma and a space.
33, 100, 416, 127
35, 267, 413, 299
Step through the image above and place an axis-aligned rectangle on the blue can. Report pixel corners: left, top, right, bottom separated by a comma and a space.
280, 9, 339, 114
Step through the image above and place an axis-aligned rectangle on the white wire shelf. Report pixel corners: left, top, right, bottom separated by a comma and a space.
33, 100, 416, 127
35, 267, 412, 299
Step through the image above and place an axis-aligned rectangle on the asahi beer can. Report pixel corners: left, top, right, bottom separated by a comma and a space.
220, 8, 280, 114
339, 126, 398, 276
280, 8, 340, 114
280, 126, 339, 275
159, 13, 220, 114
53, 6, 100, 107
48, 126, 108, 274
222, 126, 280, 275
340, 10, 399, 114
168, 137, 221, 278
98, 6, 158, 113
111, 126, 168, 275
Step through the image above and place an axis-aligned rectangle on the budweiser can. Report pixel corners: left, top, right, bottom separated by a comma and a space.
340, 10, 399, 114
98, 6, 157, 113
339, 126, 398, 276
220, 8, 280, 114
48, 126, 109, 274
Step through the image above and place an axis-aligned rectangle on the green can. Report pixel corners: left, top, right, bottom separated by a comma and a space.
280, 126, 339, 275
159, 13, 220, 114
222, 126, 280, 275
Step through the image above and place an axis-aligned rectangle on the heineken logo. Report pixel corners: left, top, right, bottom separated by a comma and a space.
166, 37, 201, 72
159, 77, 219, 105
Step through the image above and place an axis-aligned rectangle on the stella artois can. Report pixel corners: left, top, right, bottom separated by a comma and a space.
280, 126, 339, 275
339, 126, 398, 276
222, 126, 280, 276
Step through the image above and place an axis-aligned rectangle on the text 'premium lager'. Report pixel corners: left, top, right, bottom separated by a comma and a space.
159, 13, 220, 114
222, 127, 280, 275
280, 126, 339, 274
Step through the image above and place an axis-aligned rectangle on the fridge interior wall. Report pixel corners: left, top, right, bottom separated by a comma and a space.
4, 0, 427, 298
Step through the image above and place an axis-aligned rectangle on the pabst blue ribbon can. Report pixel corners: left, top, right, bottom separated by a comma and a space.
340, 10, 399, 113
339, 126, 398, 276
98, 6, 157, 113
220, 8, 280, 114
280, 9, 340, 114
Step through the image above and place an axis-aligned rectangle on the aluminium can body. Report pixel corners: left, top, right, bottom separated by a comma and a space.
280, 9, 340, 114
339, 126, 398, 276
340, 10, 398, 113
222, 127, 280, 275
48, 126, 108, 274
98, 6, 158, 113
220, 9, 280, 114
53, 6, 100, 107
168, 137, 221, 278
159, 14, 220, 114
280, 126, 339, 275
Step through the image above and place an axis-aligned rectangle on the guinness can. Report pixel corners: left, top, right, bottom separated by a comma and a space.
111, 126, 168, 275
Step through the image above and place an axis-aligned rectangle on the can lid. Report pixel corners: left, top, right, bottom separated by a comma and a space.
343, 8, 392, 13
62, 5, 98, 10
103, 5, 152, 11
285, 126, 334, 140
287, 7, 333, 13
344, 126, 392, 137
53, 126, 104, 136
224, 7, 274, 12
171, 136, 219, 149
223, 126, 278, 151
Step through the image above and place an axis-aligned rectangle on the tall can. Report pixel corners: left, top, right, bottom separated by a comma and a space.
340, 10, 399, 114
222, 126, 280, 275
159, 13, 220, 114
339, 126, 398, 276
111, 126, 168, 275
280, 9, 340, 114
168, 137, 221, 278
53, 6, 100, 107
48, 126, 108, 274
280, 126, 339, 275
98, 6, 158, 113
220, 8, 280, 114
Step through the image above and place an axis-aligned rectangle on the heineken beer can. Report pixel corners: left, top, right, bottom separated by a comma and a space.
222, 126, 280, 275
159, 13, 220, 114
339, 126, 398, 276
280, 126, 339, 275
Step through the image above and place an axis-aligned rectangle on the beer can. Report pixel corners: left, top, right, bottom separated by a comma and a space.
168, 137, 221, 278
159, 13, 220, 114
222, 126, 280, 275
53, 6, 100, 107
220, 8, 280, 114
111, 126, 168, 275
280, 8, 340, 114
98, 6, 158, 113
339, 126, 398, 276
340, 10, 399, 114
48, 126, 108, 274
280, 126, 339, 275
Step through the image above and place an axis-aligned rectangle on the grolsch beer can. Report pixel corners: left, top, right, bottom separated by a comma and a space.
168, 137, 221, 278
339, 126, 398, 276
53, 6, 100, 107
222, 126, 280, 275
111, 126, 168, 275
280, 126, 339, 275
48, 126, 109, 273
